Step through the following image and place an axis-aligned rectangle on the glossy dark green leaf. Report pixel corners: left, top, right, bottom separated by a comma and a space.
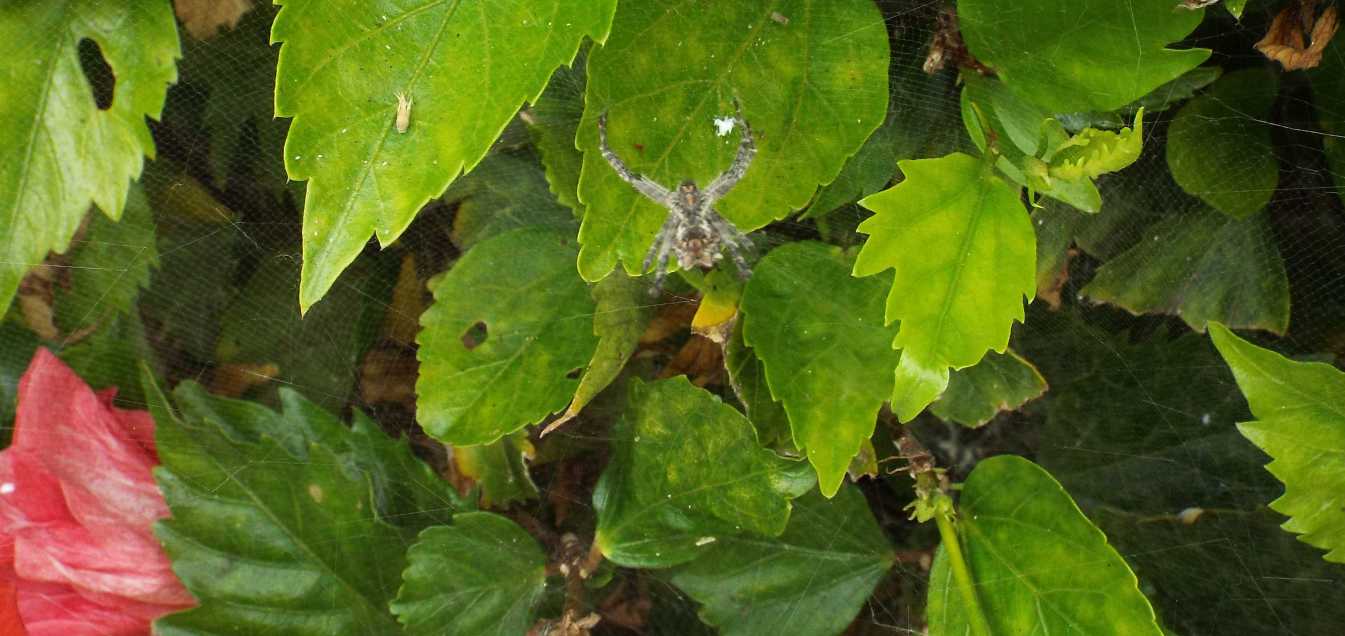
670, 485, 892, 636
927, 456, 1160, 635
594, 377, 808, 568
575, 0, 890, 281
391, 513, 547, 635
932, 350, 1047, 428
445, 152, 577, 252
723, 323, 793, 451
1167, 68, 1279, 219
271, 0, 618, 311
54, 184, 158, 333
957, 0, 1209, 113
741, 241, 897, 496
1083, 206, 1289, 334
0, 0, 179, 313
1210, 323, 1345, 562
417, 227, 598, 445
150, 380, 416, 633
557, 271, 652, 422
854, 154, 1035, 422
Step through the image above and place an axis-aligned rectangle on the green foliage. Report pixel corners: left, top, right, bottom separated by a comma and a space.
932, 350, 1047, 428
741, 241, 897, 496
391, 514, 548, 635
0, 0, 178, 313
669, 485, 892, 636
854, 154, 1035, 421
271, 0, 617, 311
723, 324, 794, 450
1167, 68, 1280, 219
957, 0, 1210, 113
1210, 323, 1345, 563
594, 377, 811, 568
443, 152, 577, 252
558, 271, 652, 423
927, 456, 1161, 635
417, 227, 598, 446
54, 184, 159, 333
575, 0, 890, 281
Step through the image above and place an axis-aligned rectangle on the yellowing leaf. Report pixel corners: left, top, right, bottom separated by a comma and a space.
1048, 109, 1145, 181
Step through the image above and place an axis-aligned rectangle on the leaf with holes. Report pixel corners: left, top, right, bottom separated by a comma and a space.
1167, 68, 1279, 219
854, 154, 1035, 422
391, 513, 547, 635
1210, 323, 1345, 563
271, 0, 617, 312
957, 0, 1210, 113
669, 485, 892, 636
575, 0, 889, 281
927, 455, 1161, 635
741, 241, 898, 497
594, 377, 811, 569
932, 350, 1047, 428
1083, 205, 1289, 334
147, 378, 426, 633
417, 227, 598, 446
0, 0, 178, 314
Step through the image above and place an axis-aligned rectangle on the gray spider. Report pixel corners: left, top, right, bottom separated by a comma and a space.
598, 101, 756, 295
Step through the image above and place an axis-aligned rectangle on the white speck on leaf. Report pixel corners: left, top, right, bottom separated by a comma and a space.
714, 116, 736, 136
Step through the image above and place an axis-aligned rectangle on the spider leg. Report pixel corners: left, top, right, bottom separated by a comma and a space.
643, 214, 678, 296
703, 98, 756, 201
598, 112, 673, 204
709, 210, 753, 280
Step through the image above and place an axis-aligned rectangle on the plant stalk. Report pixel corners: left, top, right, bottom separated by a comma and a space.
934, 496, 992, 636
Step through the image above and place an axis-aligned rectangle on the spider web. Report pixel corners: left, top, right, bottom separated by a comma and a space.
2, 1, 1345, 634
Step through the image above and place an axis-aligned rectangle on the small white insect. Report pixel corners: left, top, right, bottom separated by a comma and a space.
395, 91, 412, 133
713, 115, 737, 136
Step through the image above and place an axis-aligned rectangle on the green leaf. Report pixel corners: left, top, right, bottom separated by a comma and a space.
575, 0, 890, 281
723, 323, 793, 451
669, 485, 892, 636
1209, 323, 1345, 563
594, 377, 807, 568
1166, 68, 1279, 219
1313, 40, 1345, 203
271, 0, 618, 312
932, 350, 1047, 428
1224, 0, 1249, 18
1083, 206, 1290, 334
804, 110, 900, 219
557, 271, 653, 422
854, 154, 1035, 422
0, 320, 38, 428
1057, 67, 1221, 131
927, 456, 1161, 636
529, 59, 587, 214
0, 0, 179, 313
445, 152, 577, 252
741, 241, 898, 496
957, 0, 1209, 113
417, 227, 598, 446
391, 513, 547, 636
54, 184, 158, 333
454, 433, 540, 509
139, 205, 241, 362
1047, 109, 1145, 181
151, 383, 413, 633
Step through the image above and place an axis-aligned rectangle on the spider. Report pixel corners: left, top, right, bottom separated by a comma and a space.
597, 100, 756, 295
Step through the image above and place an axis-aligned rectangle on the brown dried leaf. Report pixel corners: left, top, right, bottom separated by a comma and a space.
208, 361, 278, 397
17, 265, 58, 341
1256, 2, 1339, 70
174, 0, 254, 40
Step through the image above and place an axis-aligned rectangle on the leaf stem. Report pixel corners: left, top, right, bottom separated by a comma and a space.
933, 496, 991, 636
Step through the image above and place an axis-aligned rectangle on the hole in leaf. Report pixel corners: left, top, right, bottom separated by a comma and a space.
77, 38, 115, 110
565, 367, 583, 380
461, 321, 488, 350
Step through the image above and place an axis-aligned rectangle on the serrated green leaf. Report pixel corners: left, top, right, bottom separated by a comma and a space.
529, 59, 587, 214
932, 350, 1047, 428
804, 110, 901, 219
271, 0, 618, 312
391, 513, 547, 636
445, 152, 577, 252
1209, 322, 1345, 563
741, 241, 897, 497
594, 377, 806, 568
417, 227, 598, 446
0, 0, 179, 313
558, 271, 653, 422
669, 484, 892, 636
854, 154, 1035, 422
928, 455, 1161, 636
1167, 68, 1279, 219
150, 383, 413, 633
575, 0, 890, 281
455, 432, 539, 509
957, 0, 1209, 113
1083, 205, 1289, 334
54, 183, 158, 333
1225, 0, 1249, 18
723, 323, 793, 451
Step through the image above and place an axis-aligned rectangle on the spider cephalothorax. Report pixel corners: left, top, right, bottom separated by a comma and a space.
598, 102, 756, 294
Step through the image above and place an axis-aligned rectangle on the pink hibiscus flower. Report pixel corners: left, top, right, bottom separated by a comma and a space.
0, 349, 194, 635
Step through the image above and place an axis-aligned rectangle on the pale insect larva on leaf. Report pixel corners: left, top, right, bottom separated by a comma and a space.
395, 91, 412, 133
